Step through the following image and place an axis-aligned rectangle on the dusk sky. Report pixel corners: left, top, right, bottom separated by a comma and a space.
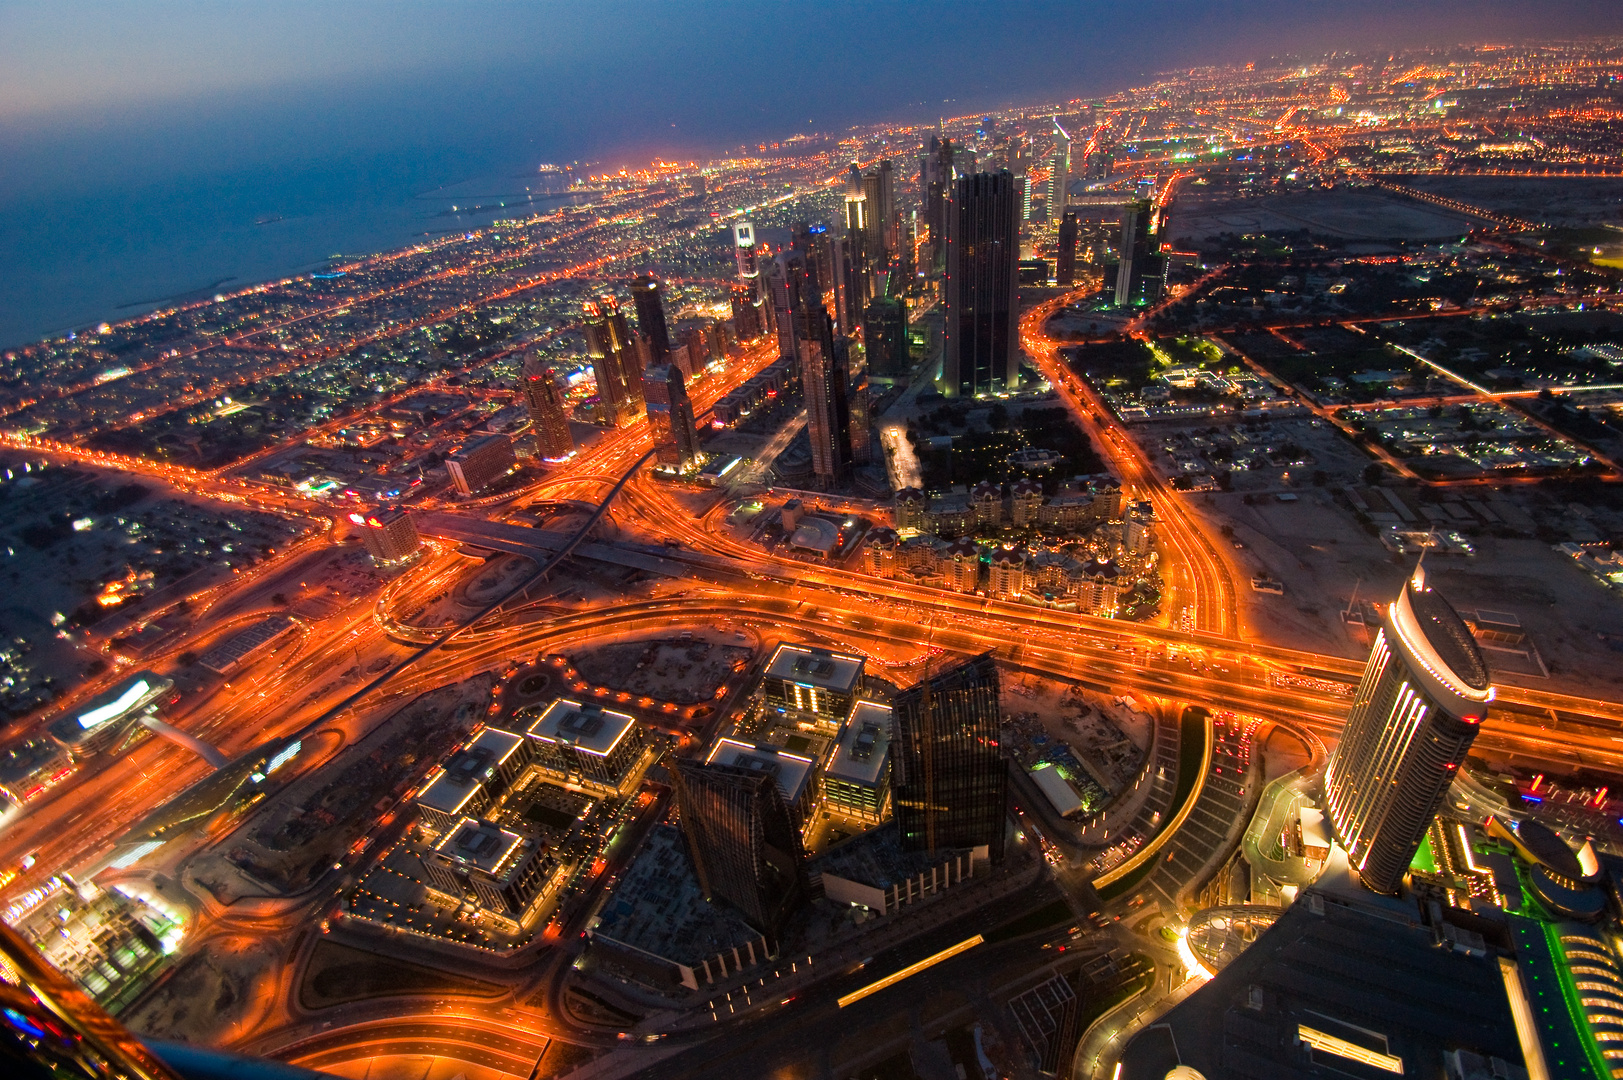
4, 0, 1622, 343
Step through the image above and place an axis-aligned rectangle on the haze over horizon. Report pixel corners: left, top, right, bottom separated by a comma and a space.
4, 0, 1623, 347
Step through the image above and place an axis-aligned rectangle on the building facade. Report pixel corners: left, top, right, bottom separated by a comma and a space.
673, 759, 808, 937
630, 275, 671, 366
446, 433, 516, 495
582, 297, 644, 424
644, 363, 701, 469
891, 653, 1007, 861
1324, 565, 1494, 895
355, 506, 420, 565
943, 171, 1021, 398
519, 353, 574, 460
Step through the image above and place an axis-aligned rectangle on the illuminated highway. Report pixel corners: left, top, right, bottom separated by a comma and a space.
3, 71, 1622, 1077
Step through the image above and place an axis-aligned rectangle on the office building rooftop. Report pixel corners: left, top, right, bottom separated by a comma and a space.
434, 818, 527, 877
1119, 888, 1528, 1080
703, 737, 815, 808
825, 701, 893, 788
764, 644, 863, 694
525, 699, 638, 757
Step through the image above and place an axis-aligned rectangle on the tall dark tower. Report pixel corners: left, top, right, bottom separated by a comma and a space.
843, 164, 872, 313
891, 652, 1007, 862
801, 317, 852, 490
777, 256, 851, 490
1057, 211, 1080, 288
630, 274, 672, 366
673, 759, 807, 937
643, 363, 700, 469
581, 297, 643, 424
846, 367, 873, 467
1112, 200, 1162, 307
1324, 565, 1494, 895
943, 171, 1021, 398
923, 136, 955, 268
768, 251, 812, 364
519, 352, 574, 460
860, 162, 893, 268
864, 295, 910, 382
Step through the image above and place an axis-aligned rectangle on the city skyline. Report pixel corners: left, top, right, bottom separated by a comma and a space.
4, 27, 1623, 1080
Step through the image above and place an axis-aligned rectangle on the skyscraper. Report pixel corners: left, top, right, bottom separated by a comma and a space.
943, 171, 1021, 398
581, 296, 643, 424
768, 251, 811, 363
801, 318, 852, 489
843, 164, 872, 312
774, 253, 851, 489
860, 160, 895, 268
923, 136, 956, 269
732, 222, 767, 341
643, 363, 700, 469
891, 652, 1008, 861
1056, 211, 1079, 288
672, 758, 807, 937
863, 295, 910, 382
1112, 200, 1163, 307
1049, 117, 1072, 214
847, 367, 873, 467
1324, 564, 1494, 895
630, 275, 671, 367
520, 352, 574, 460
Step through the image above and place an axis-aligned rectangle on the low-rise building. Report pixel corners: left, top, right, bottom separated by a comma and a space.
414, 726, 533, 836
48, 672, 173, 758
522, 699, 649, 795
823, 701, 893, 822
758, 643, 864, 726
419, 817, 557, 926
446, 433, 516, 495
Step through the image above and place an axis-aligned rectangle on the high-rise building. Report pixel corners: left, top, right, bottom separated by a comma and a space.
1112, 200, 1163, 307
731, 282, 764, 342
354, 506, 421, 565
768, 251, 813, 364
847, 367, 872, 467
630, 275, 671, 366
582, 297, 643, 424
799, 309, 853, 490
519, 352, 574, 460
861, 160, 896, 268
922, 136, 956, 268
891, 652, 1007, 861
943, 171, 1021, 398
1324, 565, 1494, 895
644, 363, 701, 469
446, 433, 516, 495
1056, 212, 1080, 287
843, 165, 872, 313
732, 222, 767, 342
673, 758, 808, 937
863, 295, 910, 382
1049, 117, 1072, 214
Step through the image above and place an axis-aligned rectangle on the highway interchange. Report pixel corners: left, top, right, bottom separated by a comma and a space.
4, 198, 1623, 1079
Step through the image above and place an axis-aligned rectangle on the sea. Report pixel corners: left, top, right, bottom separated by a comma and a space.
0, 153, 584, 350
